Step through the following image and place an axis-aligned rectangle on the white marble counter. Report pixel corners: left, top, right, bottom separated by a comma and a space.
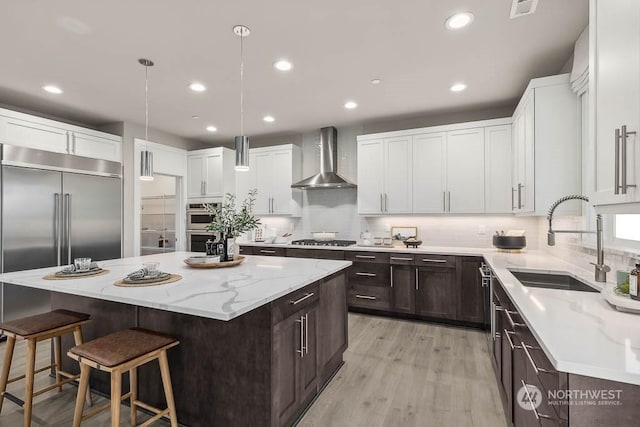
0, 252, 351, 322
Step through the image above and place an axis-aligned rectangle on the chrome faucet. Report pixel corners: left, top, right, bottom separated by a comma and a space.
547, 195, 610, 282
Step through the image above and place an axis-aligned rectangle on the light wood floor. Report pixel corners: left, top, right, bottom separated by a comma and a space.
0, 314, 506, 426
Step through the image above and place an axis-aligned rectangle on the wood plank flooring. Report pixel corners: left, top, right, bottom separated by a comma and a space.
0, 314, 505, 426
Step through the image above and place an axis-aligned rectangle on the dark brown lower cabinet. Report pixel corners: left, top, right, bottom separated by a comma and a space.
390, 264, 415, 313
458, 257, 487, 323
414, 266, 456, 319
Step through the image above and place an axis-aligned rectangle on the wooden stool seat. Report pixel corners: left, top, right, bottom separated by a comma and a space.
0, 309, 90, 337
68, 328, 179, 427
0, 310, 91, 427
69, 328, 177, 368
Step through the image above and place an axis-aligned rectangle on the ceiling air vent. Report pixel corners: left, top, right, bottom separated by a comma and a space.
510, 0, 539, 18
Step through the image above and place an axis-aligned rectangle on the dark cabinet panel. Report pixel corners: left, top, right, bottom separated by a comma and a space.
414, 254, 456, 268
271, 312, 301, 426
458, 258, 487, 324
345, 251, 389, 264
286, 248, 345, 260
390, 265, 415, 314
318, 274, 348, 384
255, 246, 287, 257
238, 245, 254, 255
300, 307, 319, 404
347, 262, 391, 286
415, 267, 456, 319
348, 283, 391, 311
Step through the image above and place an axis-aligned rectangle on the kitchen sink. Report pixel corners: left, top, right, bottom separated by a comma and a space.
509, 270, 601, 293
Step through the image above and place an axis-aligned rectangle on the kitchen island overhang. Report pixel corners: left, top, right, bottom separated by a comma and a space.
2, 252, 351, 427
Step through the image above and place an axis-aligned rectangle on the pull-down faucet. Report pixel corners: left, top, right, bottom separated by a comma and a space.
547, 195, 610, 282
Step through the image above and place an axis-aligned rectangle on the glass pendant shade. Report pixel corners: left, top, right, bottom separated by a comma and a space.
235, 135, 249, 171
140, 150, 154, 180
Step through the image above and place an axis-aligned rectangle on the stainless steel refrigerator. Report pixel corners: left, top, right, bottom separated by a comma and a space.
1, 144, 122, 323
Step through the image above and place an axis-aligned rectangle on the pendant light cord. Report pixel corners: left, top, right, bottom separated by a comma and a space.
240, 30, 244, 136
145, 64, 149, 143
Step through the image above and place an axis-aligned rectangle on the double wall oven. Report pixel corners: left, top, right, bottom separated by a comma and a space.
186, 202, 220, 252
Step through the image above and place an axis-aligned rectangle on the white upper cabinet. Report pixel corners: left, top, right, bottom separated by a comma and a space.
591, 0, 640, 206
357, 137, 412, 214
511, 75, 581, 215
485, 125, 513, 213
413, 133, 446, 213
187, 147, 235, 200
235, 144, 302, 216
0, 108, 122, 162
446, 128, 485, 213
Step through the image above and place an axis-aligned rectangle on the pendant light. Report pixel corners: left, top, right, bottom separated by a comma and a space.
233, 25, 250, 172
139, 58, 154, 181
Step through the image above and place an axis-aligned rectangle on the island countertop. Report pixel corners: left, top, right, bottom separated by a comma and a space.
0, 252, 352, 321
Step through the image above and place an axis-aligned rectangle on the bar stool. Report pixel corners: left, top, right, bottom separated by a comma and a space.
68, 327, 179, 427
0, 309, 91, 427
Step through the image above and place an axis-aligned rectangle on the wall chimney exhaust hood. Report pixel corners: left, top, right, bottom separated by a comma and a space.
291, 126, 357, 189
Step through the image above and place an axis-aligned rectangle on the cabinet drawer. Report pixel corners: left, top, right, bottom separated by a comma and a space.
414, 254, 455, 268
272, 283, 320, 324
286, 248, 345, 260
388, 253, 415, 265
345, 251, 389, 264
518, 329, 562, 404
348, 284, 390, 311
255, 246, 286, 257
238, 245, 254, 255
348, 263, 390, 286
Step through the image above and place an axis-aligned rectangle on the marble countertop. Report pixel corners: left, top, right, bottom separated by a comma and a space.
0, 252, 351, 322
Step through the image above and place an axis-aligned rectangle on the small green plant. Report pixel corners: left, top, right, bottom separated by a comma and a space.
204, 189, 260, 238
615, 277, 630, 296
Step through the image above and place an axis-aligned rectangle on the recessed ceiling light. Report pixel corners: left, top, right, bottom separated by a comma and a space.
263, 115, 275, 123
371, 79, 381, 85
206, 125, 217, 132
42, 85, 63, 94
344, 101, 358, 109
273, 60, 293, 71
450, 83, 467, 92
445, 12, 474, 30
192, 115, 200, 119
188, 82, 207, 92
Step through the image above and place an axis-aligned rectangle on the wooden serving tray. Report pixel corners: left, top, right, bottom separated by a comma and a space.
114, 274, 182, 287
184, 256, 245, 269
44, 269, 110, 280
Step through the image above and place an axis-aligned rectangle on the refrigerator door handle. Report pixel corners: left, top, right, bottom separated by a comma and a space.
64, 193, 72, 264
54, 193, 61, 266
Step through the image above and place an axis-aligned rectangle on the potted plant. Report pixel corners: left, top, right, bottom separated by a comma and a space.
204, 189, 260, 261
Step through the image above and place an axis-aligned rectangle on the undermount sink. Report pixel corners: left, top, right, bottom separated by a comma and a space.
509, 270, 601, 293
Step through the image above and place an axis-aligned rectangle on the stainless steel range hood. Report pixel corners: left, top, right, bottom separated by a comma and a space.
291, 127, 357, 189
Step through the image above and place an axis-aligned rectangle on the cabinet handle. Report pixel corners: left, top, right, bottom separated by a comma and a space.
511, 188, 516, 210
521, 341, 556, 375
621, 125, 637, 194
355, 295, 377, 300
422, 258, 447, 263
384, 193, 388, 212
380, 194, 383, 212
65, 132, 71, 154
415, 268, 419, 290
504, 310, 526, 328
296, 316, 304, 357
443, 192, 446, 211
271, 197, 275, 213
260, 249, 277, 254
355, 255, 376, 259
355, 272, 376, 277
290, 292, 314, 305
390, 257, 413, 261
71, 133, 76, 154
390, 266, 393, 288
503, 330, 521, 350
615, 128, 621, 195
520, 380, 554, 421
203, 180, 207, 194
304, 313, 309, 355
447, 191, 451, 212
517, 184, 523, 209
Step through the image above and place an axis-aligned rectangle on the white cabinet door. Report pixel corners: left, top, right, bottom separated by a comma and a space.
446, 128, 485, 213
187, 155, 204, 198
511, 114, 522, 212
485, 125, 513, 213
3, 116, 69, 153
270, 149, 294, 215
592, 0, 640, 205
357, 139, 384, 214
204, 152, 223, 197
521, 94, 536, 212
253, 151, 272, 215
71, 132, 121, 162
383, 136, 412, 213
412, 133, 446, 213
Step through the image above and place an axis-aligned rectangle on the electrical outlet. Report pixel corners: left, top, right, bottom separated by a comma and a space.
478, 225, 487, 235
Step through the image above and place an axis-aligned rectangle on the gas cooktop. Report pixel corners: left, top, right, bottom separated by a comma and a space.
291, 239, 357, 247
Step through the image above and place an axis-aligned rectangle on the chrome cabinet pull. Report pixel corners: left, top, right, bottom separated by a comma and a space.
390, 257, 413, 261
65, 193, 71, 264
518, 183, 523, 209
304, 314, 309, 354
290, 292, 314, 305
521, 341, 556, 375
355, 272, 376, 277
380, 194, 383, 212
355, 255, 376, 259
443, 191, 446, 211
355, 295, 376, 300
260, 249, 277, 254
390, 266, 393, 288
615, 128, 621, 195
54, 193, 61, 266
71, 133, 76, 154
296, 316, 304, 357
511, 187, 516, 210
384, 193, 388, 212
504, 310, 526, 328
447, 191, 451, 212
520, 380, 554, 420
503, 330, 521, 350
422, 258, 447, 263
621, 125, 637, 194
415, 268, 419, 290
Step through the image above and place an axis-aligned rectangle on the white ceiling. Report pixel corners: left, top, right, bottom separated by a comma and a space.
0, 0, 588, 143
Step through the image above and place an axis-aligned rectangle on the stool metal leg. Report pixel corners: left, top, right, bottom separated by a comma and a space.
159, 351, 178, 427
0, 336, 16, 413
23, 339, 37, 427
129, 367, 137, 426
110, 370, 122, 427
72, 364, 90, 427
